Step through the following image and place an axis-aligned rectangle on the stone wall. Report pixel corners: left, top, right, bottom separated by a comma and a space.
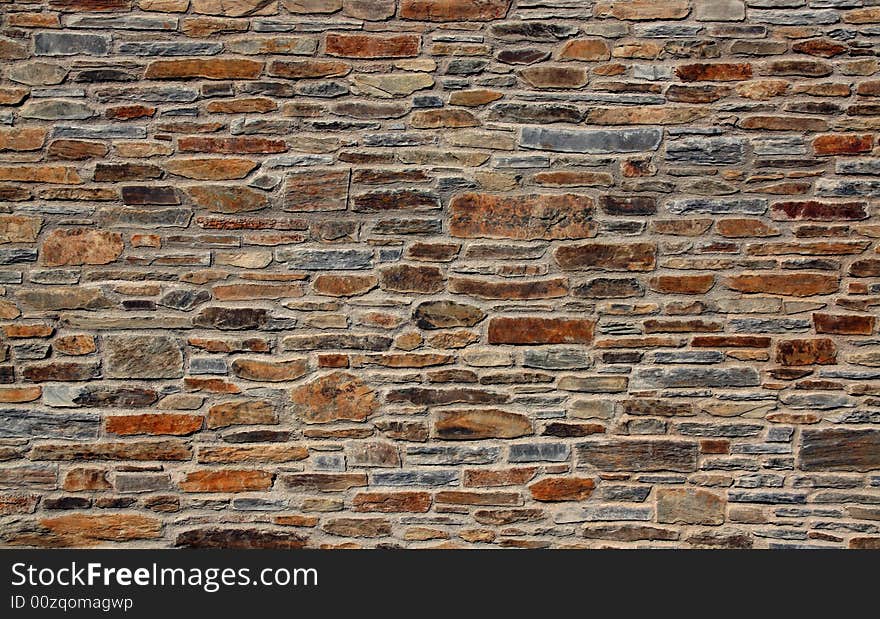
1, 0, 879, 549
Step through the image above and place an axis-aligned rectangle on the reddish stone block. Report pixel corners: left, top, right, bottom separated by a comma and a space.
146, 59, 264, 80
106, 414, 203, 436
529, 478, 595, 501
776, 338, 837, 366
450, 193, 595, 240
325, 33, 421, 58
180, 470, 274, 493
813, 313, 875, 335
487, 317, 595, 345
676, 63, 752, 81
400, 0, 510, 21
812, 134, 873, 155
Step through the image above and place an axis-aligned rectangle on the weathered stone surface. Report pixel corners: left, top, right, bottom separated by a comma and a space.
166, 159, 258, 180
529, 478, 595, 502
16, 287, 112, 311
290, 372, 378, 424
850, 260, 880, 278
277, 249, 372, 271
283, 169, 350, 212
106, 414, 202, 436
41, 229, 123, 266
326, 34, 420, 59
559, 376, 628, 393
582, 524, 678, 542
572, 277, 645, 299
353, 73, 433, 97
695, 0, 744, 22
104, 336, 183, 379
208, 399, 276, 429
450, 193, 595, 240
388, 388, 507, 407
282, 334, 392, 351
194, 307, 270, 330
813, 313, 874, 336
435, 410, 531, 440
776, 339, 837, 366
187, 185, 269, 213
176, 528, 306, 549
179, 136, 286, 154
0, 216, 42, 244
188, 0, 270, 15
313, 274, 377, 297
770, 201, 867, 222
813, 134, 873, 156
32, 514, 162, 546
449, 277, 568, 300
523, 349, 591, 370
0, 409, 99, 440
353, 189, 438, 212
231, 358, 308, 382
800, 430, 880, 472
199, 444, 307, 464
667, 198, 767, 215
488, 317, 595, 345
509, 443, 569, 463
400, 0, 510, 21
519, 66, 588, 89
725, 273, 838, 297
22, 100, 94, 121
30, 441, 191, 461
559, 38, 610, 61
8, 62, 68, 87
146, 59, 264, 80
632, 367, 759, 389
35, 33, 110, 56
0, 165, 82, 184
322, 517, 391, 538
600, 195, 656, 216
594, 0, 689, 20
576, 440, 699, 472
555, 243, 656, 272
0, 128, 48, 152
379, 264, 444, 293
352, 492, 430, 513
180, 469, 273, 493
667, 137, 745, 165
676, 63, 752, 81
649, 275, 714, 295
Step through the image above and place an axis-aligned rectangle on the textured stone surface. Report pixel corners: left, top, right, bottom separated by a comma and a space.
104, 336, 184, 379
0, 1, 877, 550
800, 430, 880, 472
40, 229, 123, 266
449, 193, 595, 240
290, 372, 378, 424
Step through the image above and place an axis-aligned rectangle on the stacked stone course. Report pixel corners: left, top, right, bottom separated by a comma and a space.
0, 0, 879, 548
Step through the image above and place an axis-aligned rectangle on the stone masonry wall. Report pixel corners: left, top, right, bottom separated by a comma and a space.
1, 0, 880, 549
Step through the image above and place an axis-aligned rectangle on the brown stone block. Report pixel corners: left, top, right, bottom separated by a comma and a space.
488, 317, 595, 345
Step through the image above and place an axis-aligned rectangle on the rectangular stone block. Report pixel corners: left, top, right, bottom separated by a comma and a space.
576, 439, 699, 472
800, 429, 880, 472
520, 126, 663, 153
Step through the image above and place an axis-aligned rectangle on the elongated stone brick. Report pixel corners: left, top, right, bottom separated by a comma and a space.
520, 127, 663, 153
449, 193, 595, 240
576, 439, 698, 472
